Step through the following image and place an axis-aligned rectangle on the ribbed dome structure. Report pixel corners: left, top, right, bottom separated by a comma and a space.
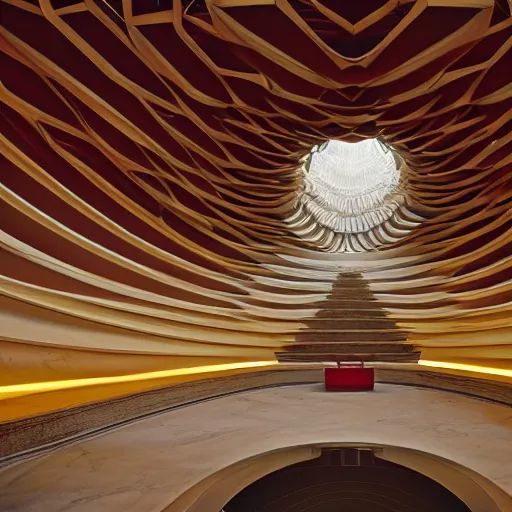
0, 0, 510, 417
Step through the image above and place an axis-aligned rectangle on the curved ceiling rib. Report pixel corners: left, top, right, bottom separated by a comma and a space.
0, 0, 510, 411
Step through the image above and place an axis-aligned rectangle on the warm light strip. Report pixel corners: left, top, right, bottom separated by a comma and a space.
419, 360, 512, 378
0, 361, 278, 399
2, 359, 509, 399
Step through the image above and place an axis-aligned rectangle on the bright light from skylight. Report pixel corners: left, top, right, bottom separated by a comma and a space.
294, 138, 410, 252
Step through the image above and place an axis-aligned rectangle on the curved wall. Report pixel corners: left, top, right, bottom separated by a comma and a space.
2, 365, 511, 459
1, 0, 511, 412
1, 384, 511, 511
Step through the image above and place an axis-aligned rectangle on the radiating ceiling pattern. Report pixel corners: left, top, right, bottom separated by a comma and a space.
293, 138, 417, 252
1, 0, 511, 401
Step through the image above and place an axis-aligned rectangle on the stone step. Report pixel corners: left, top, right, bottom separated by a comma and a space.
285, 343, 415, 354
300, 321, 402, 329
295, 331, 408, 342
275, 352, 421, 363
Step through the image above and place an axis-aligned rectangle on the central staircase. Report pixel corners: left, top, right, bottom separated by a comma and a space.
276, 272, 420, 363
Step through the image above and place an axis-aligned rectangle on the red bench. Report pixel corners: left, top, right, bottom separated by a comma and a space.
324, 359, 374, 391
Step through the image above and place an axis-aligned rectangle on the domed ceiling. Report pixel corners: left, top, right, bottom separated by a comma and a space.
0, 0, 511, 412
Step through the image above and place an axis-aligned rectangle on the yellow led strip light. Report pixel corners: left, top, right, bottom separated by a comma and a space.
419, 360, 512, 378
0, 361, 278, 400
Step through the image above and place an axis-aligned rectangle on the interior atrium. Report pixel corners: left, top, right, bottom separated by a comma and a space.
0, 0, 511, 510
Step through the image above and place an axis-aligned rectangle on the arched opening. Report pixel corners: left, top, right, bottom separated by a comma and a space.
224, 447, 470, 511
166, 443, 508, 512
